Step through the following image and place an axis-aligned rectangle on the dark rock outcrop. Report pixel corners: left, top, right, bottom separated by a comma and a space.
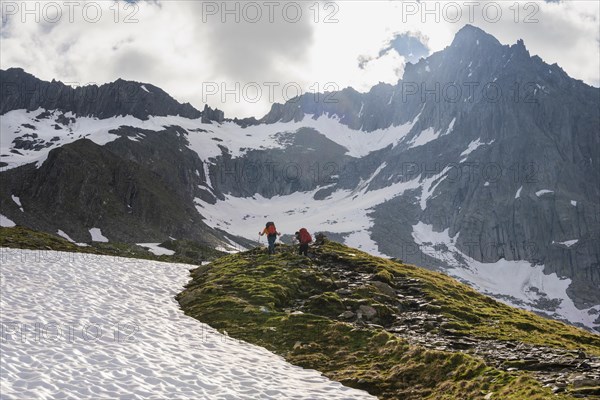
0, 132, 236, 245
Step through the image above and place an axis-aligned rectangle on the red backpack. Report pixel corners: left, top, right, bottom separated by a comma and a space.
299, 228, 312, 244
266, 222, 277, 235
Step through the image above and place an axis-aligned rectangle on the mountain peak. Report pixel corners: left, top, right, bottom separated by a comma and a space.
451, 24, 501, 48
456, 24, 486, 35
511, 38, 530, 55
3, 67, 26, 74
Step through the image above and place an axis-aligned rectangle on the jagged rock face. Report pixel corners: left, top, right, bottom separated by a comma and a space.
0, 68, 215, 121
201, 104, 225, 124
211, 127, 356, 198
378, 26, 599, 308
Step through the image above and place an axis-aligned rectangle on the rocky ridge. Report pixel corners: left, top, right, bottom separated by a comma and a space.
0, 68, 224, 121
292, 248, 600, 397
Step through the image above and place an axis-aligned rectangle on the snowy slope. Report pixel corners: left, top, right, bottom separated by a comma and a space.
411, 222, 600, 330
0, 109, 417, 170
194, 176, 422, 257
0, 248, 374, 400
0, 109, 136, 169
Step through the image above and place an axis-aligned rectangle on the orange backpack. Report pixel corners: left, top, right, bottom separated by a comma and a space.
266, 222, 277, 236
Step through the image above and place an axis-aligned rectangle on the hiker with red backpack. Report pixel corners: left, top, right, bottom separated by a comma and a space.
297, 228, 312, 256
259, 221, 280, 255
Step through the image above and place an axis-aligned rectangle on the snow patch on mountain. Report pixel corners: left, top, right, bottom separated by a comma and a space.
143, 113, 415, 159
194, 177, 421, 251
0, 249, 374, 400
515, 186, 523, 199
138, 243, 176, 256
411, 222, 598, 330
344, 229, 387, 258
460, 138, 494, 162
0, 214, 16, 227
215, 245, 242, 254
1, 110, 420, 169
460, 139, 483, 157
536, 189, 554, 197
89, 228, 108, 243
202, 161, 213, 189
408, 127, 440, 148
288, 114, 417, 157
553, 240, 579, 248
419, 167, 451, 210
126, 131, 147, 142
222, 235, 248, 252
443, 118, 456, 136
0, 109, 137, 169
354, 163, 387, 193
57, 230, 75, 243
11, 195, 23, 212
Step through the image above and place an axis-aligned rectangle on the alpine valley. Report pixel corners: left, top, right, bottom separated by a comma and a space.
1, 25, 598, 332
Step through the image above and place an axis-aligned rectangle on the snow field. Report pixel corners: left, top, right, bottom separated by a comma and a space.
0, 248, 374, 400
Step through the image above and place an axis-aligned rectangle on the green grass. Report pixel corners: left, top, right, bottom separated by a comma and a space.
0, 226, 225, 265
178, 240, 599, 399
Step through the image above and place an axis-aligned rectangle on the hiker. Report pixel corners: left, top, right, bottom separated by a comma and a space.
259, 221, 280, 255
297, 228, 312, 256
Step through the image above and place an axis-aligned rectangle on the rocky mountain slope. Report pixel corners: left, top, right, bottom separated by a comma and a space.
0, 25, 598, 330
2, 130, 217, 244
0, 67, 223, 121
210, 24, 600, 317
177, 238, 600, 399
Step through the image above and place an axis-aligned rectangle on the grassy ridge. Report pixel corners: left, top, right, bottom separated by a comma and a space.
177, 240, 600, 399
0, 226, 225, 264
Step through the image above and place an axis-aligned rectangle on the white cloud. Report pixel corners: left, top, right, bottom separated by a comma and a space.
1, 0, 598, 118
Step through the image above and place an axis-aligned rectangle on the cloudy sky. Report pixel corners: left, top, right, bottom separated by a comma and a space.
1, 0, 598, 118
